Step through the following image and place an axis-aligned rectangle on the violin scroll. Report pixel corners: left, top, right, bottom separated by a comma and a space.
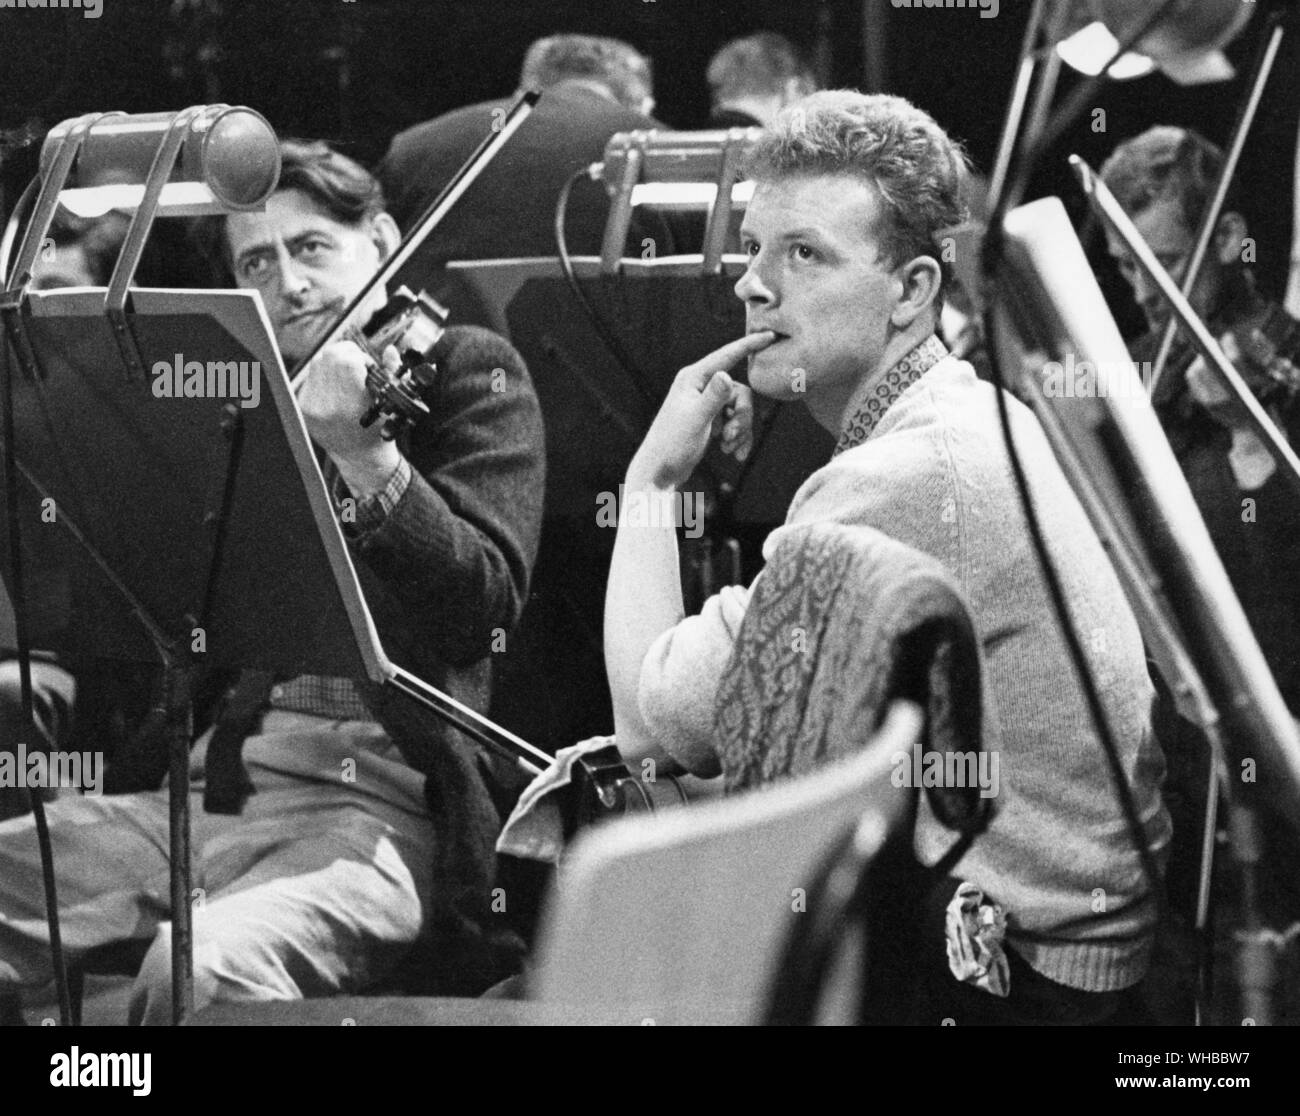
351, 285, 451, 440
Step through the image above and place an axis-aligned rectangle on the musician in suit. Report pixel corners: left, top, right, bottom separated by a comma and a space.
705, 32, 816, 129
0, 140, 544, 1023
604, 91, 1170, 1025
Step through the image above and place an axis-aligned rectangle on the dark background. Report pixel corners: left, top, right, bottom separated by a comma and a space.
2, 0, 1297, 335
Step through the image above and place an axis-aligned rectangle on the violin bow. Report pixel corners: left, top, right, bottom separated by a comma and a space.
288, 88, 540, 391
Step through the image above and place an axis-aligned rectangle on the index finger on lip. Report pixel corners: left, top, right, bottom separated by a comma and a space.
697, 331, 778, 370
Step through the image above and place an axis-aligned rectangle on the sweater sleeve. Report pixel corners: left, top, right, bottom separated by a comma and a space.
347, 326, 545, 668
637, 581, 753, 776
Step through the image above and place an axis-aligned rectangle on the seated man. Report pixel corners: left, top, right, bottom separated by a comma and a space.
605, 91, 1170, 1025
0, 140, 544, 1023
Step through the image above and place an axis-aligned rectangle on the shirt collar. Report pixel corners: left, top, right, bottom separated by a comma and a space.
834, 334, 949, 455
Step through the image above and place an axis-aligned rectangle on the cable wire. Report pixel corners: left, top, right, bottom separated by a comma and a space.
0, 317, 72, 1027
553, 167, 658, 418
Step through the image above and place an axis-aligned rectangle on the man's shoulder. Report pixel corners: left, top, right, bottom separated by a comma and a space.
389, 89, 653, 153
439, 323, 523, 365
387, 100, 505, 155
872, 356, 994, 436
828, 357, 1046, 488
532, 85, 657, 128
432, 325, 539, 410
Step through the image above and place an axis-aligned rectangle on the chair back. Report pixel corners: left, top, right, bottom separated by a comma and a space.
531, 701, 924, 1025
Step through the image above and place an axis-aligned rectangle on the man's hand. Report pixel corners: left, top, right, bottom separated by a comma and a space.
1186, 334, 1282, 490
1185, 336, 1245, 430
627, 332, 775, 491
298, 340, 402, 496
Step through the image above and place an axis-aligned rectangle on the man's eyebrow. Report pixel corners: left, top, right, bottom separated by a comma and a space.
775, 227, 829, 241
233, 228, 336, 268
232, 238, 273, 268
738, 226, 829, 243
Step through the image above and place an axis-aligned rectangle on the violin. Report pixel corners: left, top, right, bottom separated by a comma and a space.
566, 744, 689, 836
342, 285, 451, 441
1151, 297, 1300, 413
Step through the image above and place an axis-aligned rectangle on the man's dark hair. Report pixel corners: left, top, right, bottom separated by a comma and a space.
191, 138, 384, 279
44, 210, 127, 286
275, 138, 386, 225
707, 32, 815, 106
1099, 126, 1240, 232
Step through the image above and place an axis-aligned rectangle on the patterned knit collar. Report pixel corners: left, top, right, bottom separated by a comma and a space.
834, 334, 950, 456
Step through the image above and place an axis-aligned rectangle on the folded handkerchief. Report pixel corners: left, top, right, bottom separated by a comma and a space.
944, 881, 1010, 997
495, 735, 618, 863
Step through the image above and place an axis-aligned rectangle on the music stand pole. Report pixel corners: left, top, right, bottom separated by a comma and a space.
996, 196, 1300, 1025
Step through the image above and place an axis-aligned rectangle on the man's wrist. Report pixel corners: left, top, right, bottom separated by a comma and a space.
332, 443, 402, 500
625, 454, 679, 495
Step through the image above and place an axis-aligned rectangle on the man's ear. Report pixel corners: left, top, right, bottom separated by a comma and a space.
369, 211, 402, 262
891, 255, 943, 330
1213, 210, 1248, 266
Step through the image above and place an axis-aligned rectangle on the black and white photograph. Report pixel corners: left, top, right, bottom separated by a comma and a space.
0, 0, 1296, 1088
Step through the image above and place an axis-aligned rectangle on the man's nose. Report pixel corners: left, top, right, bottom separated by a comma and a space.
735, 258, 775, 306
1131, 269, 1161, 313
274, 246, 310, 300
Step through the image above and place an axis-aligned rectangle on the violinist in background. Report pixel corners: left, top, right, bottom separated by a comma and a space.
1101, 126, 1300, 715
1101, 126, 1300, 1025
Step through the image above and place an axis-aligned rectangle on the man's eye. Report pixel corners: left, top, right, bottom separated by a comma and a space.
743, 240, 759, 257
240, 255, 271, 281
792, 243, 816, 261
298, 239, 331, 260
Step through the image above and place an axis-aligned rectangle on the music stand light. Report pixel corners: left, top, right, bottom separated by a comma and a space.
593, 127, 761, 276
1055, 0, 1254, 85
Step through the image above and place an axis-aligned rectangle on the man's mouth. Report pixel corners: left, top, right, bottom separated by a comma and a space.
280, 301, 344, 330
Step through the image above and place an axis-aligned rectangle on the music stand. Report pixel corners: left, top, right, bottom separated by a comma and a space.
0, 103, 557, 1025
995, 195, 1300, 1023
0, 284, 376, 1020
1, 280, 555, 1020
